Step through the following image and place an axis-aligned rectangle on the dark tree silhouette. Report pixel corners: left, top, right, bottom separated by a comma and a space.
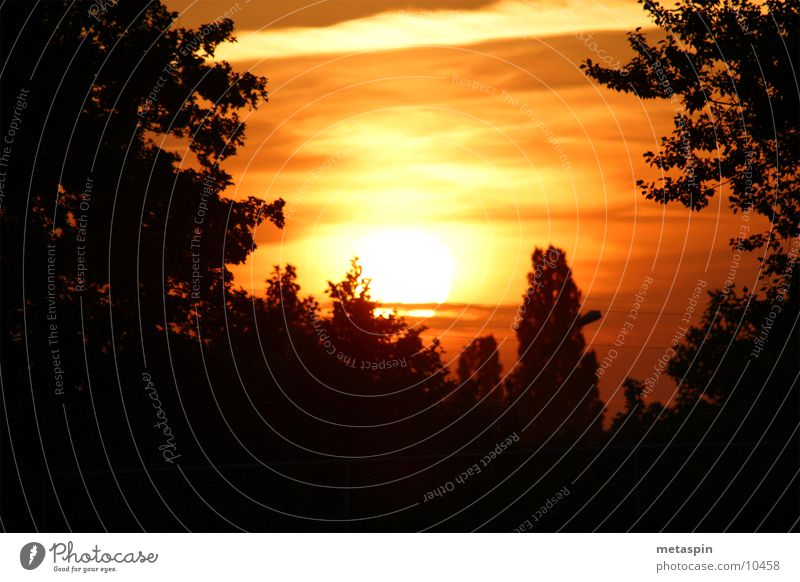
583, 0, 799, 285
456, 335, 503, 404
507, 246, 604, 442
1, 0, 283, 315
237, 260, 454, 455
0, 0, 284, 530
320, 259, 452, 403
667, 285, 798, 434
587, 0, 799, 531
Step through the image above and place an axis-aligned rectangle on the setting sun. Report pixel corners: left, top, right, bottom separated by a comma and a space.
357, 229, 456, 304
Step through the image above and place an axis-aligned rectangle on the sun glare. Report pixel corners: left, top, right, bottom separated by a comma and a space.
357, 229, 456, 304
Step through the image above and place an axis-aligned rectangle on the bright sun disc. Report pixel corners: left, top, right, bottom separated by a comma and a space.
357, 229, 456, 304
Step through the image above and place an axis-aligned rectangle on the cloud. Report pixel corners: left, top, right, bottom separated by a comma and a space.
211, 0, 649, 61
168, 0, 499, 31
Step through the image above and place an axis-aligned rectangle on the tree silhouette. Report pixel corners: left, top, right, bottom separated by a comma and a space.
243, 259, 455, 455
583, 0, 799, 285
587, 0, 799, 530
456, 335, 503, 404
508, 246, 604, 442
667, 285, 798, 436
587, 0, 799, 438
0, 0, 284, 529
1, 0, 283, 352
321, 259, 452, 401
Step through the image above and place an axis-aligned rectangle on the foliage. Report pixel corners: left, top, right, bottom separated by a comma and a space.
584, 0, 800, 284
508, 246, 604, 441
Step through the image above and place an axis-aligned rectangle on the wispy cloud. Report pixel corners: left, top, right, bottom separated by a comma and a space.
214, 0, 648, 61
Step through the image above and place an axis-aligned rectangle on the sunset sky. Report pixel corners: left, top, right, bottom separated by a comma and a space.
167, 0, 765, 411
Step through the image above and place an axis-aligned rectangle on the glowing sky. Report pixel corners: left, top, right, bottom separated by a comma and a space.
166, 0, 765, 410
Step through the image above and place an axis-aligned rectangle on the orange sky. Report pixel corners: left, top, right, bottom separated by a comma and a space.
166, 0, 766, 412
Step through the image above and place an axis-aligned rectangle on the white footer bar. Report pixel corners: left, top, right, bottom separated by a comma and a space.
1, 533, 796, 581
